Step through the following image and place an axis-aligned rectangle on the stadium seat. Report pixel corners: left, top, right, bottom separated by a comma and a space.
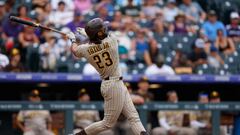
224, 52, 240, 66
164, 50, 176, 66
195, 64, 215, 74
171, 33, 196, 54
136, 63, 147, 74
218, 63, 239, 75
154, 33, 174, 56
56, 56, 69, 73
26, 44, 40, 72
68, 58, 87, 73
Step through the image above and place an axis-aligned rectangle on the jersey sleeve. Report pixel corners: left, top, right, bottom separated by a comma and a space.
109, 33, 119, 45
73, 44, 86, 58
17, 111, 24, 122
45, 111, 52, 122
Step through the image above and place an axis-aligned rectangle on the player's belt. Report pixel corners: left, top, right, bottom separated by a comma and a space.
104, 76, 123, 80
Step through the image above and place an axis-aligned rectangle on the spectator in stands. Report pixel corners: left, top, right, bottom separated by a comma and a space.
0, 48, 9, 71
57, 27, 72, 57
16, 89, 54, 135
42, 2, 52, 25
162, 0, 179, 23
110, 11, 123, 31
2, 16, 24, 40
95, 3, 113, 22
197, 30, 212, 54
18, 26, 39, 48
226, 12, 240, 43
18, 26, 39, 65
3, 0, 15, 14
114, 21, 134, 53
209, 91, 221, 103
17, 5, 29, 20
39, 33, 60, 72
152, 91, 197, 135
95, 0, 115, 13
172, 50, 193, 74
131, 29, 152, 65
179, 0, 206, 24
73, 89, 114, 135
74, 0, 93, 14
0, 1, 6, 25
208, 46, 224, 69
142, 0, 161, 19
4, 48, 25, 72
51, 0, 74, 11
32, 0, 49, 7
187, 39, 207, 68
137, 11, 153, 28
202, 10, 226, 42
169, 12, 195, 34
215, 29, 235, 56
120, 0, 141, 17
116, 0, 142, 7
49, 1, 73, 28
134, 76, 154, 102
66, 10, 85, 32
153, 18, 169, 36
145, 54, 175, 75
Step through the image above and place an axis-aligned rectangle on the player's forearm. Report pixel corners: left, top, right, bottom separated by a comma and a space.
47, 123, 52, 130
71, 42, 79, 56
16, 121, 25, 131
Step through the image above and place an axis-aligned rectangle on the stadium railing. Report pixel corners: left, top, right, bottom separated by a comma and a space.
0, 101, 239, 135
0, 73, 239, 83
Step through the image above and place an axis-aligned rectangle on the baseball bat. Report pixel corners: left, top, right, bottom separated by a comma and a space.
9, 16, 67, 36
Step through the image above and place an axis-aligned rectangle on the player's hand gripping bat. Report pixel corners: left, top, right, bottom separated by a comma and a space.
9, 16, 67, 36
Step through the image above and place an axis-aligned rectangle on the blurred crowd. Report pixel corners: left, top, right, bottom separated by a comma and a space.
15, 77, 228, 135
0, 0, 240, 75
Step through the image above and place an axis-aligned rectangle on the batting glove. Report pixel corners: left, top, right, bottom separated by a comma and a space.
67, 32, 76, 43
76, 27, 87, 37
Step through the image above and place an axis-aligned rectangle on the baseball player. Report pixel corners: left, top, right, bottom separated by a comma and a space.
67, 18, 148, 135
16, 89, 54, 135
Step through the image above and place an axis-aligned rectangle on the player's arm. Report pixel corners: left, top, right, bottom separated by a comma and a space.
16, 111, 26, 132
46, 111, 53, 131
67, 32, 83, 57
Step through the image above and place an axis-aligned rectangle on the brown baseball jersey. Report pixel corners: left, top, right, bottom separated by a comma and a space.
72, 34, 146, 135
74, 34, 121, 79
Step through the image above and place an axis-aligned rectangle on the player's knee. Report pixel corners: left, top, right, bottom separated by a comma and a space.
127, 115, 140, 123
101, 120, 115, 130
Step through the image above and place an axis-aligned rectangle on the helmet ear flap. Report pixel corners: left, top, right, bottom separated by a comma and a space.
97, 31, 103, 36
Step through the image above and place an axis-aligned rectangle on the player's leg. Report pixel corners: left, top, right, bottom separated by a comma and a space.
152, 127, 168, 135
41, 129, 55, 135
178, 127, 197, 135
121, 84, 148, 135
23, 130, 35, 135
77, 81, 125, 135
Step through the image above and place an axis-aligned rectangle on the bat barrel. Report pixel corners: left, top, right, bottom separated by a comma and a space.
9, 16, 67, 36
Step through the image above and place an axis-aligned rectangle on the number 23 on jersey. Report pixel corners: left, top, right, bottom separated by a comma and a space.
93, 52, 113, 69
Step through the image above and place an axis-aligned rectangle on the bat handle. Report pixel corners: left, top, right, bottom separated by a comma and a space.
39, 25, 67, 36
52, 29, 67, 36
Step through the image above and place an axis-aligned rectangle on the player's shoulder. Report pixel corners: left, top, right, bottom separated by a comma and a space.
106, 32, 118, 43
78, 43, 91, 49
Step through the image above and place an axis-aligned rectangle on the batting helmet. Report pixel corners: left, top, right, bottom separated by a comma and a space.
85, 18, 108, 44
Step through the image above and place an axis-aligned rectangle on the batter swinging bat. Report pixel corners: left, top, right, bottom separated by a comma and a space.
9, 16, 67, 36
